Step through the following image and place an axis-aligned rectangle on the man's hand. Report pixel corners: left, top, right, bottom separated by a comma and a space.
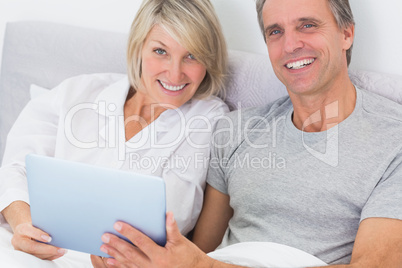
91, 255, 110, 268
92, 212, 216, 268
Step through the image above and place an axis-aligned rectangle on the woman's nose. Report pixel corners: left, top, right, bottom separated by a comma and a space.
167, 59, 184, 83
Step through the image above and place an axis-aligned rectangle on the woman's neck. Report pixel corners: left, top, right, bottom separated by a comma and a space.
123, 88, 167, 141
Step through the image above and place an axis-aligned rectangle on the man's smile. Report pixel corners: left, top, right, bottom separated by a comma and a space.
285, 58, 315, 70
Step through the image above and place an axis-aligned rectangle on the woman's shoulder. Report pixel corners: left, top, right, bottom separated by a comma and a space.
47, 73, 127, 110
184, 96, 229, 117
55, 73, 126, 97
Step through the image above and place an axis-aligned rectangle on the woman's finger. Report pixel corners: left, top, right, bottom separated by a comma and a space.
15, 222, 52, 243
12, 222, 66, 260
14, 236, 66, 260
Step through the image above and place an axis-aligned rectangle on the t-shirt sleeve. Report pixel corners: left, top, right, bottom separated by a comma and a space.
360, 148, 402, 222
206, 115, 234, 195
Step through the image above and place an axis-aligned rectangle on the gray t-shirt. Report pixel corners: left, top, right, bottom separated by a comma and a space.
207, 87, 402, 265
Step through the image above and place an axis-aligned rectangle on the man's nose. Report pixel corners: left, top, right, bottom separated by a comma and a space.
283, 31, 304, 54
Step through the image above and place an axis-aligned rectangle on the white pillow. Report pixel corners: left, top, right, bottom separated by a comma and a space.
29, 84, 50, 99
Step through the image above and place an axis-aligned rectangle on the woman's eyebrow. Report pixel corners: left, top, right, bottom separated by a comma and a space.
150, 40, 167, 47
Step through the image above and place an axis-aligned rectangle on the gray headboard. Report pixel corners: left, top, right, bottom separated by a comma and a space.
0, 21, 288, 162
1, 21, 402, 163
0, 22, 127, 162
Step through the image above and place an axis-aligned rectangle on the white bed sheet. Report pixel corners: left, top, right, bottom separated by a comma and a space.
208, 242, 327, 267
0, 225, 92, 268
1, 224, 327, 268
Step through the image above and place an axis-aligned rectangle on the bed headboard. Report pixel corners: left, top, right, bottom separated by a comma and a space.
0, 14, 402, 160
0, 20, 288, 163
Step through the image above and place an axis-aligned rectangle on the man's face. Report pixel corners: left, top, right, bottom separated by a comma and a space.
262, 0, 353, 96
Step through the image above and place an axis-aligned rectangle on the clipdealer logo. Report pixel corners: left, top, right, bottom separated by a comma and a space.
63, 100, 339, 168
63, 101, 214, 161
301, 101, 339, 167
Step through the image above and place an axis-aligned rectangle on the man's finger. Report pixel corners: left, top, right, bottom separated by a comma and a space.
113, 221, 158, 256
165, 212, 182, 245
90, 255, 109, 268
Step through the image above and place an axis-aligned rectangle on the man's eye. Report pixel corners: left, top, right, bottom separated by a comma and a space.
303, 24, 315, 29
270, 30, 282, 36
154, 48, 166, 55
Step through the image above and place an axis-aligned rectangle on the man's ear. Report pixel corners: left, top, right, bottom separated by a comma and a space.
343, 24, 355, 50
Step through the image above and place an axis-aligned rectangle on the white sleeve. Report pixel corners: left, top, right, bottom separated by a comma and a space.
0, 86, 61, 215
162, 97, 229, 234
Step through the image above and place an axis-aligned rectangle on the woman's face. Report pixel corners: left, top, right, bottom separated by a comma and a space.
138, 25, 207, 109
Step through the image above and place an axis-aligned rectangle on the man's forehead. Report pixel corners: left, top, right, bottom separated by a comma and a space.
262, 0, 331, 25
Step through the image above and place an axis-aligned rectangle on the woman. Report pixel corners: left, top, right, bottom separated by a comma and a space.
0, 0, 228, 261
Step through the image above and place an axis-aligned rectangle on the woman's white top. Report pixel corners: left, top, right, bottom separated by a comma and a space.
0, 73, 229, 235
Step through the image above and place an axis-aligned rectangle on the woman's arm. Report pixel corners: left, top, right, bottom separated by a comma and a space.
192, 184, 233, 253
2, 201, 66, 260
2, 201, 32, 231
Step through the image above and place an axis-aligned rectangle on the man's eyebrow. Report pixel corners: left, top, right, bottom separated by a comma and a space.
264, 17, 324, 34
264, 23, 281, 35
298, 17, 323, 24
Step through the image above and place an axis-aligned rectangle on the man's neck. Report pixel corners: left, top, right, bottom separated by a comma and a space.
290, 80, 356, 132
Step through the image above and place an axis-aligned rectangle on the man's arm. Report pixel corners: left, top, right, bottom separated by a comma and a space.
192, 184, 233, 253
312, 217, 402, 268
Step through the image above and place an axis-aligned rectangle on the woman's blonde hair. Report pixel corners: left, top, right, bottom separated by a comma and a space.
127, 0, 228, 99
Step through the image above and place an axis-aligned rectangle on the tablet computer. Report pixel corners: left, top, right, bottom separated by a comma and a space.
25, 154, 166, 257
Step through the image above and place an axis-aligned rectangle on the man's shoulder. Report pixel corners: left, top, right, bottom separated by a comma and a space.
218, 95, 292, 128
211, 96, 291, 150
360, 88, 402, 126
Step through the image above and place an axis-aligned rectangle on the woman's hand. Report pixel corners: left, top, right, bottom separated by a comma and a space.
11, 221, 67, 260
92, 212, 215, 268
2, 201, 66, 260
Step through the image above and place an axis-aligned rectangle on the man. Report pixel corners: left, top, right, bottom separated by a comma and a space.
92, 0, 402, 267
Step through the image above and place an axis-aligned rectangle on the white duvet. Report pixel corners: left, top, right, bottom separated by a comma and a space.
0, 226, 326, 267
0, 226, 92, 268
208, 242, 327, 267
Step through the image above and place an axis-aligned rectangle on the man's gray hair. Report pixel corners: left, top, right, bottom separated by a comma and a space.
255, 0, 355, 66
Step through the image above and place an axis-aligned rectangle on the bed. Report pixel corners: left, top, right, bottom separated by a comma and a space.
0, 2, 402, 267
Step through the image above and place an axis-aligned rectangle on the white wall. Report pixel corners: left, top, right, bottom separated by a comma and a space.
0, 0, 402, 76
0, 0, 142, 72
0, 0, 266, 75
349, 0, 402, 76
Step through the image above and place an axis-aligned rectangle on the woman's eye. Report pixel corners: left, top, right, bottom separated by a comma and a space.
187, 54, 196, 60
154, 48, 166, 55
